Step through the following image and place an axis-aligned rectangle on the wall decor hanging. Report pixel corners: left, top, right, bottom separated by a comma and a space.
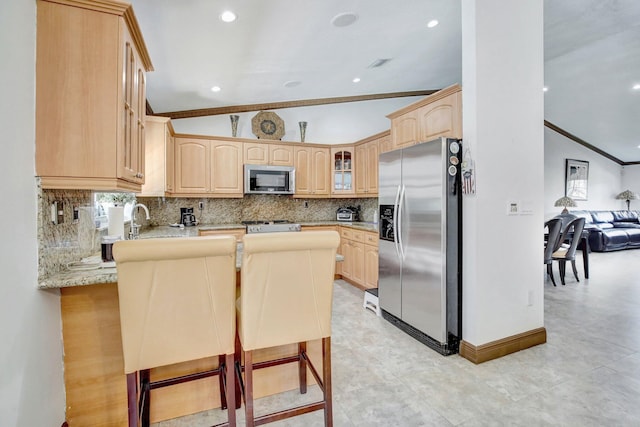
565, 158, 589, 200
299, 121, 307, 142
251, 111, 285, 140
230, 115, 239, 137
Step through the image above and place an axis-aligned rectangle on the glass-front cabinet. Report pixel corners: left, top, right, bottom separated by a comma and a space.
331, 147, 354, 195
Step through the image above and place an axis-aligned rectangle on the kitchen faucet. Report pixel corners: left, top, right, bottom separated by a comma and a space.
129, 203, 150, 240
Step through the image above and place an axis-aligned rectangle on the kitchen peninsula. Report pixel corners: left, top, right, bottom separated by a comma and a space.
44, 222, 370, 426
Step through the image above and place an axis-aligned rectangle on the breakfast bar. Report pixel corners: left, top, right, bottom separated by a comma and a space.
41, 224, 353, 426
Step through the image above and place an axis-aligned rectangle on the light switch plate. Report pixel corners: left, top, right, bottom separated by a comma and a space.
507, 200, 520, 215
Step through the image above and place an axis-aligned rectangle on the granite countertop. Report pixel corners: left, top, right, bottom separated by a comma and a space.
301, 221, 378, 233
38, 222, 356, 290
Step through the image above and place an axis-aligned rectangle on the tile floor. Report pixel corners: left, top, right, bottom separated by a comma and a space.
154, 250, 640, 426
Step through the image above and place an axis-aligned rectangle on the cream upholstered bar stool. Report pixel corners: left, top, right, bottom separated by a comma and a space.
237, 231, 340, 427
113, 236, 237, 427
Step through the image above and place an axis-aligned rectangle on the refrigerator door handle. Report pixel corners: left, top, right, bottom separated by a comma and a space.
397, 184, 406, 260
393, 184, 402, 259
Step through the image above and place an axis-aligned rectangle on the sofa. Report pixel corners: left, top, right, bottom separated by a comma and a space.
571, 210, 640, 252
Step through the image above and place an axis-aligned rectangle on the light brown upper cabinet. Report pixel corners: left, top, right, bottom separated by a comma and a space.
244, 143, 294, 166
378, 133, 394, 154
173, 137, 243, 197
390, 109, 420, 149
387, 84, 462, 151
174, 138, 208, 194
165, 126, 175, 193
138, 116, 174, 197
294, 146, 330, 197
355, 134, 383, 197
418, 90, 462, 141
331, 147, 355, 196
35, 0, 153, 191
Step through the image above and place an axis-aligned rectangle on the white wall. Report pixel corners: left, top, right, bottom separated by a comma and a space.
462, 0, 544, 346
0, 2, 66, 426
169, 97, 423, 143
462, 0, 544, 345
544, 127, 623, 218
621, 164, 640, 210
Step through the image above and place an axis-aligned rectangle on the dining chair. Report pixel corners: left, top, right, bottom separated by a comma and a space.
544, 218, 563, 286
113, 236, 237, 427
237, 230, 340, 427
554, 213, 578, 249
552, 217, 586, 286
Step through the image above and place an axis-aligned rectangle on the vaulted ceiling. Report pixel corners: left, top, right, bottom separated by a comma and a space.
130, 0, 640, 162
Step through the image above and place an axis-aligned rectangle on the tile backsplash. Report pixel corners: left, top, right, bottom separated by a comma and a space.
37, 182, 378, 280
135, 195, 378, 227
37, 184, 99, 278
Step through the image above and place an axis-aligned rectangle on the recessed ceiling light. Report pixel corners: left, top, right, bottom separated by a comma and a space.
331, 12, 358, 27
633, 83, 640, 90
543, 86, 549, 92
284, 80, 301, 88
220, 10, 237, 23
427, 19, 439, 28
211, 86, 221, 92
352, 77, 361, 83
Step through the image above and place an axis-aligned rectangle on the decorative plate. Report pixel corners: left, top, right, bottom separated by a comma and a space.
251, 111, 285, 140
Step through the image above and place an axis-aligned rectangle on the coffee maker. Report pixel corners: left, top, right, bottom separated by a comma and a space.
180, 207, 196, 226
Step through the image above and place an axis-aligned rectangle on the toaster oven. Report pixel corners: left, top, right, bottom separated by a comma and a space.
336, 207, 359, 222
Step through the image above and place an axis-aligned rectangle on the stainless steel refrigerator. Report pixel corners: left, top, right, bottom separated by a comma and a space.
378, 137, 462, 355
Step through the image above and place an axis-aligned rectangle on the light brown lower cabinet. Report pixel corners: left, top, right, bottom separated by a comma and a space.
198, 228, 245, 242
339, 227, 378, 290
364, 244, 379, 289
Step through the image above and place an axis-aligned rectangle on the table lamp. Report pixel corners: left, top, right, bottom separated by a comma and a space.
615, 190, 638, 211
554, 196, 577, 214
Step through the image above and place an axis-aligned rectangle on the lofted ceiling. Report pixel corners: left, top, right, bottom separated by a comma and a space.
129, 0, 640, 162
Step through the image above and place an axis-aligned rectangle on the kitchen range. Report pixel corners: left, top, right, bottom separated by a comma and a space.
242, 220, 301, 234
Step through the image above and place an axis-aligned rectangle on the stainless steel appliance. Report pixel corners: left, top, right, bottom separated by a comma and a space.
244, 164, 295, 195
378, 137, 462, 355
180, 207, 197, 226
336, 206, 360, 222
242, 220, 301, 233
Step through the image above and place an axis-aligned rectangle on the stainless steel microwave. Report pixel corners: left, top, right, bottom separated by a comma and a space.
244, 164, 295, 195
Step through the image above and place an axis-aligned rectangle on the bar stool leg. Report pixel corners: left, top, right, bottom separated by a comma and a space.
141, 369, 151, 427
225, 353, 237, 427
219, 355, 228, 410
245, 350, 255, 427
323, 338, 333, 427
234, 333, 242, 409
298, 342, 307, 394
126, 373, 139, 427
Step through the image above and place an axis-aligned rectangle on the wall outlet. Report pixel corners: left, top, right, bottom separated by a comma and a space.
51, 201, 64, 224
72, 205, 79, 223
198, 201, 204, 210
304, 201, 309, 208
